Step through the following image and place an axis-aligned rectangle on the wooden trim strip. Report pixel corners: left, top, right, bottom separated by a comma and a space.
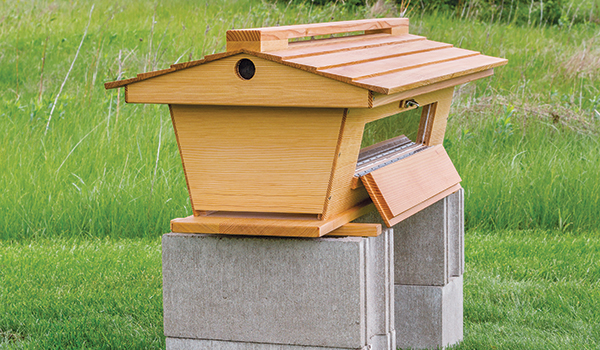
327, 223, 381, 237
226, 18, 409, 42
271, 34, 425, 60
371, 69, 493, 107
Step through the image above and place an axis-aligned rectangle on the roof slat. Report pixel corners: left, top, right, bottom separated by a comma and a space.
285, 39, 452, 70
320, 47, 479, 81
355, 54, 508, 94
267, 34, 425, 60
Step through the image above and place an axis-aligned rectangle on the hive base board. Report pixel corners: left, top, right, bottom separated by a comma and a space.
170, 200, 378, 237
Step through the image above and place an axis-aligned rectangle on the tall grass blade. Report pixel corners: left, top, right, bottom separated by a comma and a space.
45, 4, 95, 135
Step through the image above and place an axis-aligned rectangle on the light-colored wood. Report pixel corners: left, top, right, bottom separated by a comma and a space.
361, 145, 461, 225
170, 200, 377, 237
321, 110, 371, 220
168, 104, 197, 213
326, 222, 381, 237
386, 183, 461, 226
267, 34, 424, 60
226, 39, 288, 52
286, 39, 451, 70
171, 104, 344, 214
227, 18, 409, 45
419, 87, 454, 146
193, 210, 217, 217
321, 47, 479, 81
350, 99, 416, 125
365, 26, 408, 35
356, 54, 508, 94
370, 69, 493, 107
416, 103, 435, 144
126, 54, 370, 107
348, 88, 453, 125
107, 40, 504, 98
351, 176, 362, 189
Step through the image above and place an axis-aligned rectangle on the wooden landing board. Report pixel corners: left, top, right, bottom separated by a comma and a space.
171, 200, 378, 237
361, 145, 461, 227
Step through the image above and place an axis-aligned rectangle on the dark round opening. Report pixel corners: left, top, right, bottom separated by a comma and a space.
236, 58, 255, 80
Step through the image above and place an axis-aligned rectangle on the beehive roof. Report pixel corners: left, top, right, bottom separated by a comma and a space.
106, 18, 506, 95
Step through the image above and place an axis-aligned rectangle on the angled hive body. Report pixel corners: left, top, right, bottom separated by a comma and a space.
105, 18, 507, 237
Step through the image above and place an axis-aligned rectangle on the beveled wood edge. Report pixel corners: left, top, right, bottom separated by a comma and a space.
385, 183, 462, 227
326, 222, 381, 237
170, 200, 377, 237
371, 69, 494, 107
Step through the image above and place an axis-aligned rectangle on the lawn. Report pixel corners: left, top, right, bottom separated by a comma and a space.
1, 0, 599, 348
1, 230, 599, 349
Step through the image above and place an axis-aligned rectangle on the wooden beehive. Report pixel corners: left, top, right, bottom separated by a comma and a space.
105, 18, 507, 237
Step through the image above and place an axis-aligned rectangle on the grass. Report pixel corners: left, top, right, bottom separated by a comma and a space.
0, 238, 163, 349
461, 230, 600, 349
1, 1, 599, 239
1, 230, 598, 349
1, 0, 599, 348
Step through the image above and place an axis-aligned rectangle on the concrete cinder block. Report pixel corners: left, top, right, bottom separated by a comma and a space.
166, 334, 396, 350
447, 188, 464, 277
165, 337, 362, 350
162, 229, 394, 350
395, 276, 463, 350
393, 189, 464, 286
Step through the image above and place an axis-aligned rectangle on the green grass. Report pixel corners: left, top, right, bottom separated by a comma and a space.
0, 238, 163, 349
461, 230, 600, 349
2, 231, 599, 349
1, 0, 600, 348
1, 1, 599, 239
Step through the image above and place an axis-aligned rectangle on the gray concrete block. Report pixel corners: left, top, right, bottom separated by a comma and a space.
162, 229, 394, 350
395, 276, 463, 350
366, 226, 395, 339
166, 333, 396, 350
393, 189, 464, 286
166, 337, 362, 350
447, 188, 464, 277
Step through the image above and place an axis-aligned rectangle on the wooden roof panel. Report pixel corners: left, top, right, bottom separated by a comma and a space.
285, 39, 452, 70
354, 54, 508, 94
105, 18, 508, 98
319, 47, 480, 82
264, 33, 425, 59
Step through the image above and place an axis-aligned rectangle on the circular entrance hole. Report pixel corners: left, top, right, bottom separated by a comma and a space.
236, 58, 256, 80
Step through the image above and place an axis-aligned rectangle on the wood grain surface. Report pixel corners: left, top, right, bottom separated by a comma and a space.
171, 104, 344, 214
361, 145, 461, 226
170, 200, 377, 237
